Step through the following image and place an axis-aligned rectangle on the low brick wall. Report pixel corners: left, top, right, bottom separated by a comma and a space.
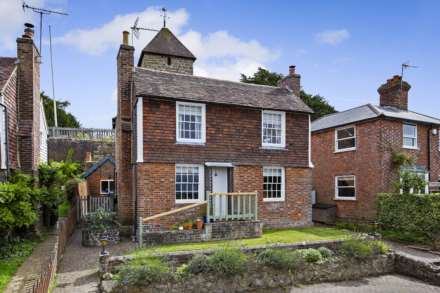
140, 221, 263, 246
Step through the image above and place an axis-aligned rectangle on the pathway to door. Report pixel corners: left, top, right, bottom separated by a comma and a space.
53, 230, 136, 293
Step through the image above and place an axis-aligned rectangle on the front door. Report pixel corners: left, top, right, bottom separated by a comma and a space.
212, 168, 228, 218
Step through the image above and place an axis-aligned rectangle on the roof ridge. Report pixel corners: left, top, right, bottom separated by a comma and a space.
135, 66, 293, 91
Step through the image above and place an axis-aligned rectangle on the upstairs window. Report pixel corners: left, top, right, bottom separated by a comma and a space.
335, 126, 356, 152
176, 102, 206, 144
335, 175, 356, 200
262, 111, 286, 148
175, 164, 204, 203
403, 123, 417, 149
100, 180, 115, 195
263, 167, 285, 201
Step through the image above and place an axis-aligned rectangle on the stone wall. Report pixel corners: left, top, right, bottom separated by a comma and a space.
140, 53, 194, 75
48, 139, 114, 162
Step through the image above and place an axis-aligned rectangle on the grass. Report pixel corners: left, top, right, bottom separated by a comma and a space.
131, 227, 350, 257
0, 239, 40, 292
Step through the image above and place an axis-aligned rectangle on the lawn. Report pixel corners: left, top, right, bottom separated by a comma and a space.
131, 227, 350, 257
0, 239, 40, 292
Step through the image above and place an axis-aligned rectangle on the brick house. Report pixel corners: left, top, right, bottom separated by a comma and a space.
115, 28, 314, 230
0, 23, 47, 179
83, 155, 115, 197
312, 75, 440, 222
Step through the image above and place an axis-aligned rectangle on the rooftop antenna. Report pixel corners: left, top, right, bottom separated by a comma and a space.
48, 25, 58, 127
401, 62, 418, 96
161, 8, 169, 28
22, 1, 68, 55
130, 17, 159, 45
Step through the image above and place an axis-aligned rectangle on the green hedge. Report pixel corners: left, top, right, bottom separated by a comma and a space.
377, 193, 440, 242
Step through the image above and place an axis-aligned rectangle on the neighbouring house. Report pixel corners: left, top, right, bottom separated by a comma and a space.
0, 23, 47, 179
312, 75, 440, 222
115, 28, 314, 232
83, 155, 115, 197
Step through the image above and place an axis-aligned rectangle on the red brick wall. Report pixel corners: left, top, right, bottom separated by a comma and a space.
135, 163, 312, 229
116, 44, 134, 224
86, 161, 115, 196
312, 118, 440, 221
2, 68, 19, 170
142, 98, 310, 167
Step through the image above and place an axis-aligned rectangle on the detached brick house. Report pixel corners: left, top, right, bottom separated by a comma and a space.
312, 75, 440, 221
0, 23, 47, 179
115, 28, 313, 230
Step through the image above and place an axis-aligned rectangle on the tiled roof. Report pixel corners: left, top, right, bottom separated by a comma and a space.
140, 28, 196, 61
0, 57, 17, 92
312, 103, 440, 131
83, 155, 115, 178
134, 67, 313, 113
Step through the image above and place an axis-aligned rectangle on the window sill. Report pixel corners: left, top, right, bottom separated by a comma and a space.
263, 198, 285, 203
261, 146, 287, 151
334, 147, 356, 153
334, 197, 356, 201
176, 142, 206, 146
402, 146, 419, 150
175, 200, 205, 205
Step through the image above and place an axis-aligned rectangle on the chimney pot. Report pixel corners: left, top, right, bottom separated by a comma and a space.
122, 31, 129, 46
23, 23, 34, 39
289, 65, 296, 76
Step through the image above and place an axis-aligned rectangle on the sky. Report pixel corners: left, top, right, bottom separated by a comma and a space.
1, 0, 439, 128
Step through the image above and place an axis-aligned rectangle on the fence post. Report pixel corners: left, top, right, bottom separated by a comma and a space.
138, 217, 143, 248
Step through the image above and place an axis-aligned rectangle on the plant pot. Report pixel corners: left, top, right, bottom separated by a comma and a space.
195, 219, 204, 230
183, 223, 193, 230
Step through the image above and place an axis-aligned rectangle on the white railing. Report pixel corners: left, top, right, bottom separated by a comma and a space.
207, 191, 258, 222
79, 195, 115, 219
48, 127, 114, 141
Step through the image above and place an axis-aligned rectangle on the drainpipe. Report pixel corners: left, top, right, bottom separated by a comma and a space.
427, 127, 432, 180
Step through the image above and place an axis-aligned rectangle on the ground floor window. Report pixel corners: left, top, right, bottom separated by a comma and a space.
263, 166, 285, 201
100, 179, 115, 195
400, 167, 429, 194
175, 164, 204, 203
335, 175, 356, 200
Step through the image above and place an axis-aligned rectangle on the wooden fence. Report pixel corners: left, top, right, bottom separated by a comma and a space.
79, 195, 115, 219
207, 192, 258, 222
48, 127, 114, 140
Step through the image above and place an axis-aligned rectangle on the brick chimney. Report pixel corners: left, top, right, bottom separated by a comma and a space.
378, 75, 411, 110
279, 65, 301, 96
16, 23, 41, 174
115, 31, 134, 224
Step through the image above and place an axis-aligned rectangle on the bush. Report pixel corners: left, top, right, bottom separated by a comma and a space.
317, 247, 334, 258
378, 193, 440, 244
118, 257, 171, 287
207, 247, 247, 277
0, 238, 36, 259
256, 248, 304, 270
340, 239, 374, 259
295, 248, 323, 263
83, 208, 119, 234
185, 254, 210, 274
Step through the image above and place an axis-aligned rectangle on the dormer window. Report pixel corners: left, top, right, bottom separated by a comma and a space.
176, 101, 206, 144
262, 110, 286, 148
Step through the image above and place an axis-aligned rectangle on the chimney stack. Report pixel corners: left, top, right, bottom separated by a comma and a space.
279, 65, 301, 96
378, 75, 411, 111
23, 23, 34, 39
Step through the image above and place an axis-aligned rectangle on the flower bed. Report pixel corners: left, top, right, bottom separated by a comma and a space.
101, 238, 393, 293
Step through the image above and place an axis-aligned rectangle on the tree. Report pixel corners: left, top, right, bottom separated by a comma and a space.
41, 92, 81, 128
240, 68, 337, 120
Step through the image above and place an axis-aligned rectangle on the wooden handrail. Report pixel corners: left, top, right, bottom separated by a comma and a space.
142, 202, 207, 223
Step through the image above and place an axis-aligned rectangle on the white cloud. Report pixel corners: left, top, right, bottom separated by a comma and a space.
56, 7, 277, 81
315, 29, 350, 45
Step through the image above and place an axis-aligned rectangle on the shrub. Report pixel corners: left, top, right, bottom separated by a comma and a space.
369, 240, 390, 254
83, 208, 119, 234
295, 248, 323, 263
0, 238, 36, 259
340, 239, 374, 259
118, 257, 171, 287
186, 254, 210, 274
317, 247, 334, 258
256, 248, 304, 270
207, 247, 247, 277
378, 193, 440, 244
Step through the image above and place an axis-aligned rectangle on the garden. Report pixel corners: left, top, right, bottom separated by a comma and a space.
103, 237, 392, 293
0, 152, 82, 291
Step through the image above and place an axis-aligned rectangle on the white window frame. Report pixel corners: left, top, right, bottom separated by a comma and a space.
136, 98, 143, 162
335, 125, 356, 153
263, 166, 285, 202
335, 175, 356, 200
100, 179, 115, 195
261, 110, 286, 148
175, 164, 205, 204
402, 123, 418, 149
176, 101, 206, 144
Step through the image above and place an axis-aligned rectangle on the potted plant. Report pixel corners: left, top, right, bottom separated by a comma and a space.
195, 218, 204, 230
182, 219, 193, 230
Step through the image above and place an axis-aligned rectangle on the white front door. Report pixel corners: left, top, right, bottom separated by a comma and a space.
212, 168, 228, 218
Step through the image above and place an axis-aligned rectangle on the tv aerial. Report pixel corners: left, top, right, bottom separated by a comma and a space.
22, 1, 68, 54
130, 17, 159, 45
400, 62, 418, 94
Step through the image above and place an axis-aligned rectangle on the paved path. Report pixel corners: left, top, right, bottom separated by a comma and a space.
53, 230, 136, 293
288, 275, 440, 293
